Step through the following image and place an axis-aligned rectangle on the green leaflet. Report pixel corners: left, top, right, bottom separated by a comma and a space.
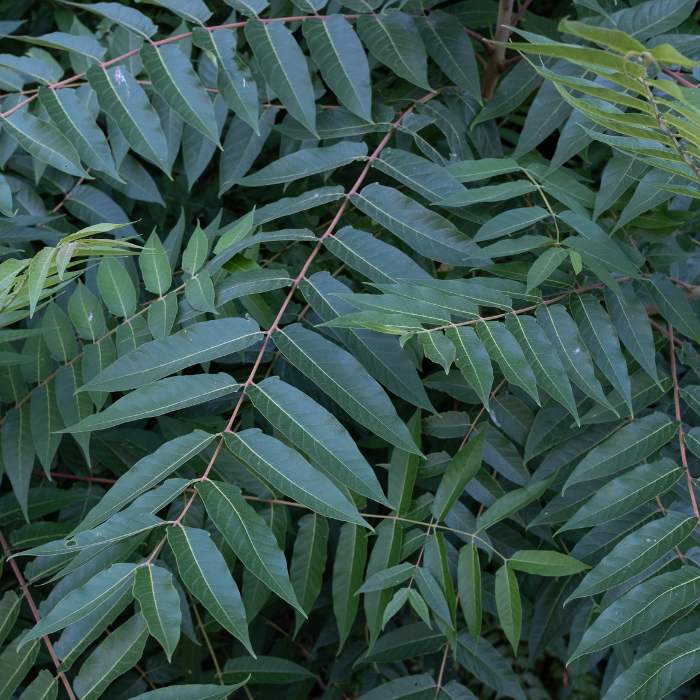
168, 526, 253, 655
0, 634, 40, 700
351, 184, 483, 266
245, 19, 318, 137
508, 550, 589, 576
495, 565, 521, 654
38, 87, 121, 181
192, 28, 259, 133
2, 404, 35, 520
142, 43, 222, 146
224, 430, 368, 526
81, 318, 262, 392
333, 523, 367, 651
569, 567, 700, 662
248, 376, 389, 506
87, 65, 169, 174
476, 321, 539, 404
567, 511, 697, 602
0, 592, 20, 647
15, 670, 56, 700
431, 428, 485, 522
303, 16, 372, 122
132, 566, 181, 661
644, 273, 700, 344
0, 111, 88, 178
357, 10, 430, 91
196, 480, 301, 611
63, 2, 156, 38
222, 656, 316, 684
537, 304, 615, 411
129, 685, 250, 700
73, 613, 149, 700
140, 231, 171, 296
73, 430, 214, 533
505, 313, 578, 420
477, 475, 554, 532
273, 323, 421, 455
445, 326, 493, 409
559, 458, 684, 532
20, 563, 138, 647
236, 141, 368, 187
290, 512, 328, 635
602, 629, 700, 700
564, 412, 679, 492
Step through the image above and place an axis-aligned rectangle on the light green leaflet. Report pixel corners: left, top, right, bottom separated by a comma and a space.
81, 318, 262, 392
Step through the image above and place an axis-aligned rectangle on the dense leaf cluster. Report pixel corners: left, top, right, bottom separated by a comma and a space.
3, 0, 700, 699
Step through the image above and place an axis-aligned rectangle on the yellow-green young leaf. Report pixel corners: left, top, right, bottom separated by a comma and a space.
245, 19, 318, 138
564, 412, 679, 492
290, 512, 328, 635
167, 526, 253, 655
140, 231, 171, 296
495, 565, 521, 654
558, 18, 645, 53
133, 566, 181, 662
27, 246, 55, 318
214, 210, 255, 254
508, 551, 589, 577
73, 613, 149, 700
0, 633, 40, 700
87, 65, 170, 174
458, 543, 481, 641
333, 523, 367, 651
569, 250, 583, 275
431, 428, 486, 522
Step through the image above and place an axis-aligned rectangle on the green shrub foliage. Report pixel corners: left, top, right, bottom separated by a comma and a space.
3, 0, 700, 699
